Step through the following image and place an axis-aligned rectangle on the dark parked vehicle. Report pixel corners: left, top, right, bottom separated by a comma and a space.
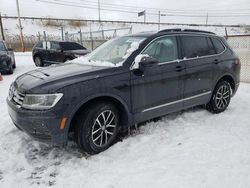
32, 41, 89, 66
7, 29, 240, 154
0, 40, 16, 74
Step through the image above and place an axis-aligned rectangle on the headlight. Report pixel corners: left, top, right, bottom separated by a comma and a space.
22, 93, 63, 110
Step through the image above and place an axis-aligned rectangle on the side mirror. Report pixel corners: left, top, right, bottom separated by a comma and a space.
138, 56, 159, 72
8, 48, 13, 51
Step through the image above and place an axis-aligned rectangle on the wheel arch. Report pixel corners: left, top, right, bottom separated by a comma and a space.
66, 94, 132, 137
214, 74, 236, 93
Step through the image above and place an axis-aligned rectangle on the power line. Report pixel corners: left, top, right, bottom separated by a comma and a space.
79, 0, 250, 13
36, 0, 250, 18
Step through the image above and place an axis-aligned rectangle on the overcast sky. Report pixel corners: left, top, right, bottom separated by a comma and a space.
0, 0, 250, 25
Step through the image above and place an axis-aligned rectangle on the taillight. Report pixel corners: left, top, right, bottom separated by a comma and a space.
235, 59, 241, 65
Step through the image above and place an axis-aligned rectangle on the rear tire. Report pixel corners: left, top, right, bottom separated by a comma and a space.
34, 56, 43, 67
206, 80, 231, 113
7, 62, 14, 74
13, 60, 16, 69
75, 102, 119, 154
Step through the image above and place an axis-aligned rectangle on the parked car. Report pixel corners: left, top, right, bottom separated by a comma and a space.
32, 41, 89, 66
0, 40, 16, 74
7, 29, 240, 154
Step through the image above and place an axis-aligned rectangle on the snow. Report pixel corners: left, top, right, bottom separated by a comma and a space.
133, 54, 149, 69
72, 56, 117, 67
122, 42, 140, 59
1, 52, 250, 187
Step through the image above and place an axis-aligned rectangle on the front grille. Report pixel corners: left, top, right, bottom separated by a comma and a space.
9, 84, 25, 107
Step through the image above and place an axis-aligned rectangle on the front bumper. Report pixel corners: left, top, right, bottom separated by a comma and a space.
7, 98, 67, 146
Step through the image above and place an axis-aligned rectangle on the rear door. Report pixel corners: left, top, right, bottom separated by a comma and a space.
47, 42, 64, 62
131, 35, 185, 123
180, 35, 217, 108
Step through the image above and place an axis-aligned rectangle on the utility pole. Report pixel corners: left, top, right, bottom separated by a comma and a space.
158, 11, 160, 31
158, 12, 166, 31
206, 13, 208, 25
98, 0, 101, 21
79, 29, 83, 45
144, 10, 146, 23
0, 13, 5, 40
61, 26, 64, 41
16, 0, 25, 52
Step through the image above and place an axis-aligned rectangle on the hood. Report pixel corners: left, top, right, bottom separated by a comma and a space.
15, 62, 110, 92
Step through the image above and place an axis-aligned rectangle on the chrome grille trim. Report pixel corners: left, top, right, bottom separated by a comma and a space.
9, 84, 25, 107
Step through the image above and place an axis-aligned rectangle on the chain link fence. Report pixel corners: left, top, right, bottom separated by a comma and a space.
227, 35, 250, 83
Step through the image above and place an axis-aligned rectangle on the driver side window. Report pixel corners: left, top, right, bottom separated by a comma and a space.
142, 36, 178, 63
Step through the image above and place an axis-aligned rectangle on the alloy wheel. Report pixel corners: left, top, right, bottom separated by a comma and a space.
91, 110, 117, 147
35, 57, 42, 66
215, 85, 230, 109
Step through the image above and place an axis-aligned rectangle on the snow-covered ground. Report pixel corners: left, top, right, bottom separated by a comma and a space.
0, 53, 250, 187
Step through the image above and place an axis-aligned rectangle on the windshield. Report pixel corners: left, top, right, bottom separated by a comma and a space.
0, 42, 6, 51
72, 36, 145, 67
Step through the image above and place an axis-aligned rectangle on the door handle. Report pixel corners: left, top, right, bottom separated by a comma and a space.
213, 59, 219, 64
175, 65, 183, 72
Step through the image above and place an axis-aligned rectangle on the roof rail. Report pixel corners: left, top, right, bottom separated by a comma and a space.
158, 28, 215, 35
158, 28, 182, 33
183, 29, 215, 34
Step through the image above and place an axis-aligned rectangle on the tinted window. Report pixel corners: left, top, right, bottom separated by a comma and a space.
60, 42, 86, 50
0, 42, 7, 51
35, 42, 43, 48
181, 36, 215, 58
211, 37, 225, 54
51, 42, 60, 50
142, 36, 178, 63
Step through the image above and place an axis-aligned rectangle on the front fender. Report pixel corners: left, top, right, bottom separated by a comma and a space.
62, 92, 132, 141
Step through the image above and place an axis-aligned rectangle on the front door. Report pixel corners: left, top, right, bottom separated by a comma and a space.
131, 35, 185, 123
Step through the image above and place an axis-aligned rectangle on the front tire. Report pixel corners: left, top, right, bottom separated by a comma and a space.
75, 103, 119, 154
34, 56, 43, 67
206, 80, 231, 113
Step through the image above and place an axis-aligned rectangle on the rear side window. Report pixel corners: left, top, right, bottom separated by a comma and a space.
0, 42, 7, 51
51, 42, 60, 50
35, 42, 43, 48
181, 36, 216, 58
211, 37, 225, 54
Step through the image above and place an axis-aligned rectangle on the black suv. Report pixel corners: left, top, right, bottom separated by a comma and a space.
32, 41, 89, 66
0, 40, 16, 74
7, 29, 240, 154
